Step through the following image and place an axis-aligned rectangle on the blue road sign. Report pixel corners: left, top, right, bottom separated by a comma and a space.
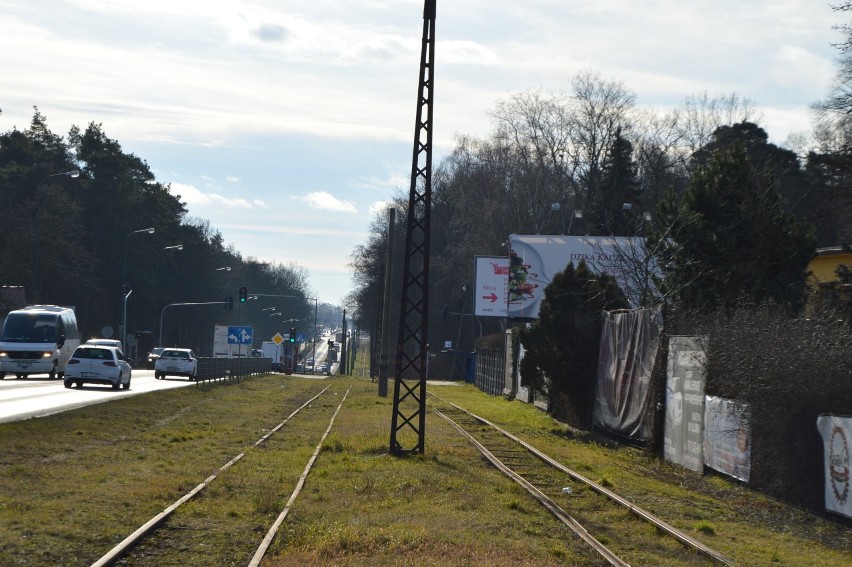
228, 326, 253, 344
296, 333, 306, 343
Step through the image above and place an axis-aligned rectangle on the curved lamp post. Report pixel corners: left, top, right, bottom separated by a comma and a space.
121, 227, 155, 351
155, 245, 183, 346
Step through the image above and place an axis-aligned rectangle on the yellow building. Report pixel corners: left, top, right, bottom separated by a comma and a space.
808, 247, 852, 285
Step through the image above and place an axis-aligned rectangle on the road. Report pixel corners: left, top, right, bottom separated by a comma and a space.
1, 338, 336, 425
0, 369, 196, 424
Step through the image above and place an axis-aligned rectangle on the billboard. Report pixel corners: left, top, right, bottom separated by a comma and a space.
817, 415, 852, 518
663, 336, 707, 473
474, 256, 510, 317
704, 397, 752, 482
507, 234, 650, 319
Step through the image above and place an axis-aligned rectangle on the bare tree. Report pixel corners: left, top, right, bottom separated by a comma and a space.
675, 92, 761, 159
565, 70, 637, 210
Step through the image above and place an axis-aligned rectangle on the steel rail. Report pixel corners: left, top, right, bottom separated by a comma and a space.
90, 386, 330, 567
249, 387, 351, 566
434, 395, 735, 566
436, 408, 628, 566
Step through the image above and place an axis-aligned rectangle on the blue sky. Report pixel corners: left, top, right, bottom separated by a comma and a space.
0, 0, 841, 305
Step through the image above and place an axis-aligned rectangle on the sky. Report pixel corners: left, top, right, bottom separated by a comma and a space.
0, 0, 843, 305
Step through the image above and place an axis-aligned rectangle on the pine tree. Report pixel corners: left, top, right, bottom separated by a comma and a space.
651, 143, 815, 312
592, 127, 641, 235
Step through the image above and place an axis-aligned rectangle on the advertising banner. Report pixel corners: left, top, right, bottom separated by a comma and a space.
663, 336, 707, 473
474, 256, 509, 317
507, 234, 649, 319
703, 397, 751, 482
817, 415, 852, 518
592, 308, 663, 440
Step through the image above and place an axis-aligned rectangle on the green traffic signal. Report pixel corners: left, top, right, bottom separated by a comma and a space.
239, 286, 248, 303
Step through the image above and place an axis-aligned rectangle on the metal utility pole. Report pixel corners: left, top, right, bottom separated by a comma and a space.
340, 310, 347, 375
378, 207, 395, 397
390, 0, 435, 456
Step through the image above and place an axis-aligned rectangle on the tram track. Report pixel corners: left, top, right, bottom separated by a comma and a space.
91, 385, 349, 566
430, 394, 734, 567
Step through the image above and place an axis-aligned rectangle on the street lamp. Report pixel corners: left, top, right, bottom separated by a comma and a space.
567, 209, 583, 234
216, 266, 231, 272
550, 203, 582, 235
155, 244, 184, 346
122, 227, 155, 351
32, 170, 80, 302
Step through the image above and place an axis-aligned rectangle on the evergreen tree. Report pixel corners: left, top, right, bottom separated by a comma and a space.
592, 127, 641, 235
519, 261, 628, 425
651, 143, 815, 312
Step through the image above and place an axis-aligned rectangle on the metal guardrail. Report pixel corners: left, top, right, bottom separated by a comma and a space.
195, 357, 273, 384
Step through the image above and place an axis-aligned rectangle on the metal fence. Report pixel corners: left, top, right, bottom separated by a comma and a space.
474, 347, 505, 396
196, 357, 272, 384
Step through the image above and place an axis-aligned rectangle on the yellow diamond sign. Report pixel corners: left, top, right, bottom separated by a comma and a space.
272, 333, 285, 345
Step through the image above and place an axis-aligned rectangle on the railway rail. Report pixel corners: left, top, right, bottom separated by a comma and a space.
91, 385, 349, 567
430, 394, 735, 567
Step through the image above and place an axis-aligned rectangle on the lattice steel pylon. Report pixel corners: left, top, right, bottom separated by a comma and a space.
389, 0, 436, 456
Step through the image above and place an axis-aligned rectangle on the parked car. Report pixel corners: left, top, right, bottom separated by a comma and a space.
154, 348, 198, 380
64, 345, 131, 390
86, 338, 122, 349
146, 347, 164, 369
319, 362, 330, 373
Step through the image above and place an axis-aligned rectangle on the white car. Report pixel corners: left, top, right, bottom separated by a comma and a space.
154, 348, 198, 380
85, 338, 122, 349
64, 345, 132, 390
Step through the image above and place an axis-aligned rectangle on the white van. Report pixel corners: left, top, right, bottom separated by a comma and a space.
0, 305, 81, 380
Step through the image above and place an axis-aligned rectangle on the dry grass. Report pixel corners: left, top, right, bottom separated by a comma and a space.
0, 376, 849, 566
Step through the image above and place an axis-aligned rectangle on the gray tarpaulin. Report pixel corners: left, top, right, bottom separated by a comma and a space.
592, 308, 663, 440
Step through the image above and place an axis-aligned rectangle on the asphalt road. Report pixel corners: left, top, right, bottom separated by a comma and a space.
0, 369, 197, 424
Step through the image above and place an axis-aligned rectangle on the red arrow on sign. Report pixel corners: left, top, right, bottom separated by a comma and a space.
482, 293, 498, 302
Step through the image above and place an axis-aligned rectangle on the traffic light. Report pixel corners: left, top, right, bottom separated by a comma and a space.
289, 327, 296, 343
239, 286, 248, 303
225, 296, 233, 311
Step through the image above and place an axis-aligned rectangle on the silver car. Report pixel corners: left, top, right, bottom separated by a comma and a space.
64, 345, 132, 390
154, 348, 198, 380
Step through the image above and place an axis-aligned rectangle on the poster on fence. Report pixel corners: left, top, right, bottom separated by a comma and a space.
703, 397, 751, 482
663, 336, 707, 473
817, 415, 852, 519
593, 308, 662, 441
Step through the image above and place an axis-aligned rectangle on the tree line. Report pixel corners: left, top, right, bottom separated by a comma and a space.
349, 64, 851, 368
0, 109, 324, 357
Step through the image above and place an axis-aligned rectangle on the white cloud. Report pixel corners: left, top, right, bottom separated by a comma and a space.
294, 191, 357, 213
169, 182, 255, 209
354, 170, 410, 192
168, 182, 211, 206
444, 40, 499, 66
368, 200, 394, 219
